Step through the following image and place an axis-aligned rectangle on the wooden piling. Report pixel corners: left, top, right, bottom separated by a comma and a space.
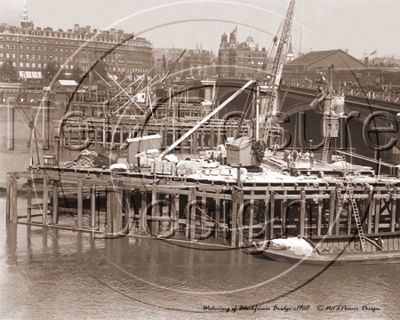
141, 191, 147, 233
231, 190, 238, 247
264, 189, 270, 240
6, 173, 11, 221
77, 179, 83, 229
328, 189, 336, 235
269, 191, 275, 239
317, 189, 323, 236
42, 176, 48, 224
300, 190, 306, 236
249, 190, 255, 242
281, 189, 287, 237
368, 188, 375, 234
335, 190, 341, 235
27, 179, 32, 223
115, 189, 123, 233
391, 188, 397, 232
238, 190, 244, 247
52, 181, 58, 224
374, 190, 381, 233
91, 186, 96, 229
106, 189, 113, 233
151, 185, 158, 235
190, 188, 196, 241
215, 198, 220, 239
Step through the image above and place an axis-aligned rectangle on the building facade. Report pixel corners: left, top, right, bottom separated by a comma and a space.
0, 1, 152, 81
217, 27, 268, 79
152, 47, 216, 81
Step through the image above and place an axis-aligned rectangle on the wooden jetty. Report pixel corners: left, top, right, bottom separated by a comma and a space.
6, 165, 400, 251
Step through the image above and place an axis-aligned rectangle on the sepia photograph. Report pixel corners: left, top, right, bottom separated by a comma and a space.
0, 0, 399, 319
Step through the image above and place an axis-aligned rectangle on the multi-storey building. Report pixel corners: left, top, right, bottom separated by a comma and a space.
152, 47, 216, 81
0, 1, 152, 82
217, 27, 268, 79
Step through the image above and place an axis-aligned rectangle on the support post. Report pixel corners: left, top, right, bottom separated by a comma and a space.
391, 188, 397, 232
328, 189, 335, 235
374, 190, 381, 233
151, 185, 158, 235
77, 179, 83, 229
281, 189, 287, 237
231, 190, 238, 247
368, 190, 375, 234
42, 175, 48, 224
27, 179, 32, 223
238, 190, 244, 247
52, 180, 58, 224
300, 190, 306, 236
269, 191, 275, 239
317, 189, 323, 236
249, 190, 255, 242
91, 186, 96, 229
141, 191, 147, 233
190, 188, 196, 241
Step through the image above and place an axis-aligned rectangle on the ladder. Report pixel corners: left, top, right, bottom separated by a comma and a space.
348, 187, 368, 252
321, 135, 331, 163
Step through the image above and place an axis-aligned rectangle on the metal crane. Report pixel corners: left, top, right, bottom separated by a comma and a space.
261, 0, 296, 144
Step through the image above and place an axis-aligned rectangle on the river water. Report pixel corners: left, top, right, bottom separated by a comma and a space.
1, 106, 400, 319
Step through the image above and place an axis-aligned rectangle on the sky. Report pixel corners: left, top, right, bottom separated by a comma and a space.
1, 0, 399, 59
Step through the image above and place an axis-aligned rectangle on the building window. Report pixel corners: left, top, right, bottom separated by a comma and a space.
44, 64, 47, 68
20, 62, 23, 67
26, 46, 29, 50
38, 63, 41, 68
44, 47, 46, 51
0, 53, 3, 58
32, 63, 36, 68
38, 55, 41, 60
26, 54, 29, 59
55, 56, 58, 61
12, 62, 16, 67
6, 53, 9, 58
26, 63, 29, 67
32, 46, 35, 50
12, 53, 15, 58
20, 53, 22, 59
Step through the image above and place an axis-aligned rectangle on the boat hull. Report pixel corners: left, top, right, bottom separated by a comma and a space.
262, 249, 400, 266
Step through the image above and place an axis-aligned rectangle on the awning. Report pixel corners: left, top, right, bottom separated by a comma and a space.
19, 71, 43, 79
58, 80, 78, 86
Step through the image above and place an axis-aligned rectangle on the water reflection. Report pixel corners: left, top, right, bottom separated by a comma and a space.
2, 196, 400, 319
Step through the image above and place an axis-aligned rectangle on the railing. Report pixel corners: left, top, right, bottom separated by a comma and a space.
288, 81, 400, 104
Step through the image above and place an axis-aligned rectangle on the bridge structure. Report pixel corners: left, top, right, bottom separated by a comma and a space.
174, 78, 400, 164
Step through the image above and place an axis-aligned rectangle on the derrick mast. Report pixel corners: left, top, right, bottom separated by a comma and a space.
261, 0, 296, 145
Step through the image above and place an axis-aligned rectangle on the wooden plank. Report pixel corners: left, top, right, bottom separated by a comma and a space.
77, 179, 83, 229
52, 181, 58, 224
300, 190, 306, 236
317, 189, 323, 236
